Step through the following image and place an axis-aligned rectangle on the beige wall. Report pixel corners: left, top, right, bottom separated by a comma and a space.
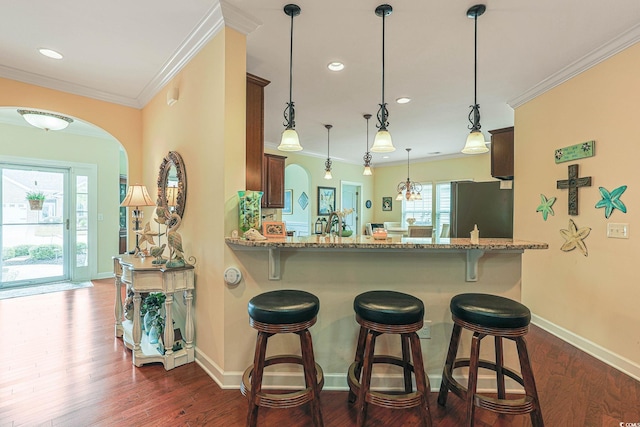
515, 43, 640, 372
140, 28, 246, 372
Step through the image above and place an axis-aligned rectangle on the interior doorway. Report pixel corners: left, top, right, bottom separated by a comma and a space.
283, 164, 311, 236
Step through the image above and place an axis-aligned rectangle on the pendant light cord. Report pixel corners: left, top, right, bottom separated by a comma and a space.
289, 12, 294, 108
473, 12, 478, 107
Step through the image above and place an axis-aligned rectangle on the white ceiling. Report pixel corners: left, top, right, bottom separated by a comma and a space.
1, 0, 639, 165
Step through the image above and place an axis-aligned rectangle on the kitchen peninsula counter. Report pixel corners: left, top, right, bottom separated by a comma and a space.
226, 236, 547, 281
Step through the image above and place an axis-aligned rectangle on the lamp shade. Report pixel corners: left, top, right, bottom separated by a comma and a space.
120, 185, 155, 207
461, 131, 489, 154
371, 130, 394, 153
17, 109, 73, 131
278, 128, 302, 151
363, 166, 372, 176
324, 169, 333, 180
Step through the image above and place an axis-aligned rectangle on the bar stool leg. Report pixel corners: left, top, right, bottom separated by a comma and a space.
356, 330, 377, 427
299, 329, 324, 427
465, 332, 483, 427
409, 332, 433, 427
494, 336, 506, 399
516, 337, 545, 427
247, 331, 269, 427
438, 323, 462, 406
401, 333, 413, 393
349, 326, 368, 404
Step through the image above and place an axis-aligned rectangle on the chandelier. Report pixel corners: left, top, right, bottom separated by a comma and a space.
371, 4, 395, 153
396, 148, 422, 201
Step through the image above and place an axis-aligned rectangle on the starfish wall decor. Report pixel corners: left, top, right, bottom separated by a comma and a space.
536, 194, 556, 221
595, 185, 627, 218
560, 219, 591, 257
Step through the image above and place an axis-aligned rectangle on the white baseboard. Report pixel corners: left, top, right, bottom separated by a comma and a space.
531, 314, 640, 382
194, 346, 522, 393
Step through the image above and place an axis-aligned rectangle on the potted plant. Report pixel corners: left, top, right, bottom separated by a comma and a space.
26, 191, 46, 210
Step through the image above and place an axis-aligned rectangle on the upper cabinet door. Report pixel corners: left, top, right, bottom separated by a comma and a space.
262, 154, 286, 208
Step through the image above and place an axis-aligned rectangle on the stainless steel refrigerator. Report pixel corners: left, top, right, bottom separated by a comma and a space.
450, 181, 513, 238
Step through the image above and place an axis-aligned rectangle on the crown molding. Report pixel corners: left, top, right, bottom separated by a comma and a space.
508, 23, 640, 109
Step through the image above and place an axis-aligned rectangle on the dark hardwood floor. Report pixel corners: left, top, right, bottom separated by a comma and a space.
1, 279, 638, 426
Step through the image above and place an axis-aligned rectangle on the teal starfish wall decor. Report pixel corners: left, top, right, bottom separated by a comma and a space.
560, 219, 591, 257
536, 194, 556, 221
595, 185, 627, 218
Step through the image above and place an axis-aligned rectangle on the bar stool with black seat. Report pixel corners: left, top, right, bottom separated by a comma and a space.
241, 290, 324, 427
438, 293, 544, 427
347, 290, 432, 427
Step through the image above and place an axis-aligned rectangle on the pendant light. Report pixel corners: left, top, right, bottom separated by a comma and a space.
371, 4, 395, 153
363, 114, 373, 176
278, 4, 303, 152
396, 148, 422, 201
461, 4, 489, 154
324, 124, 333, 180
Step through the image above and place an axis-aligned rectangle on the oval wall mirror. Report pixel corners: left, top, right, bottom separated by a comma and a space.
157, 151, 187, 218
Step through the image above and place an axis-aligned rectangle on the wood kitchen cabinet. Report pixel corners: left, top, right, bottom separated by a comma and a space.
246, 73, 270, 192
489, 126, 514, 180
262, 153, 286, 208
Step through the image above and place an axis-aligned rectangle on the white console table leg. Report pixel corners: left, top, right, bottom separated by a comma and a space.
184, 289, 194, 360
114, 275, 123, 337
132, 292, 142, 366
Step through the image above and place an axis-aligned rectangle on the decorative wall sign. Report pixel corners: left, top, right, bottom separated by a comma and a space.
595, 185, 627, 218
554, 140, 595, 164
556, 164, 591, 215
298, 191, 309, 210
560, 219, 591, 257
536, 194, 556, 221
382, 197, 392, 211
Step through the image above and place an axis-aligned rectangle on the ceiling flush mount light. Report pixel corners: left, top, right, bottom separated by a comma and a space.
396, 148, 422, 201
17, 109, 73, 131
371, 4, 395, 153
278, 4, 303, 152
363, 114, 373, 176
38, 48, 63, 59
324, 124, 333, 180
461, 4, 489, 154
327, 61, 344, 71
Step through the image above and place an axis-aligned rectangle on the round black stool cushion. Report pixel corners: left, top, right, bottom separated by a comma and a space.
354, 290, 424, 325
248, 290, 319, 324
450, 293, 531, 329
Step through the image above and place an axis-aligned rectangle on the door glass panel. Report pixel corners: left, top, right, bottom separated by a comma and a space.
1, 167, 67, 287
76, 176, 88, 268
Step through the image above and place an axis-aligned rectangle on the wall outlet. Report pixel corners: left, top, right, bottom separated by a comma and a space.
417, 320, 432, 339
607, 223, 629, 239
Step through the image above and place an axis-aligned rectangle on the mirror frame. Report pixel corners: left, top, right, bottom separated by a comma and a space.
157, 151, 187, 218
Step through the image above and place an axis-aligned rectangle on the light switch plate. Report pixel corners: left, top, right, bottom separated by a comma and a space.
607, 223, 629, 239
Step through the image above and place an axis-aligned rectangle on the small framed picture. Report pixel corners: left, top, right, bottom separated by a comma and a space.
283, 189, 293, 215
317, 186, 336, 216
262, 221, 286, 238
382, 197, 392, 211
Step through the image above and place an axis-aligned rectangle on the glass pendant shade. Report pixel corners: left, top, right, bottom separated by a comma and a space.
324, 169, 333, 180
461, 131, 489, 154
363, 166, 372, 176
371, 130, 394, 153
396, 192, 403, 201
278, 128, 302, 151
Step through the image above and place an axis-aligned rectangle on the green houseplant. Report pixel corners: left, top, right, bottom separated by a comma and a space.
142, 293, 166, 344
25, 191, 46, 210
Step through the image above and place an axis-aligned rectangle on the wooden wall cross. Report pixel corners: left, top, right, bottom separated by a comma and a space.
557, 164, 591, 216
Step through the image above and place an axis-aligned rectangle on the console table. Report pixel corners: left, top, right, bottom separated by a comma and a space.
113, 255, 195, 370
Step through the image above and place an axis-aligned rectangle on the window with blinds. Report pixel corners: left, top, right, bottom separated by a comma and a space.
401, 181, 452, 237
402, 183, 432, 226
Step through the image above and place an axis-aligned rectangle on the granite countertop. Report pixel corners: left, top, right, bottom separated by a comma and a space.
225, 235, 548, 250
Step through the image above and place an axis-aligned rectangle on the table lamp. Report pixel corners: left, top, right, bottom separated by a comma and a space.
120, 184, 155, 255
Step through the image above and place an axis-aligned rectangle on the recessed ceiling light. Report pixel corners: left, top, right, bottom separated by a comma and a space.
39, 48, 63, 59
396, 97, 411, 104
327, 61, 344, 71
383, 155, 390, 159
